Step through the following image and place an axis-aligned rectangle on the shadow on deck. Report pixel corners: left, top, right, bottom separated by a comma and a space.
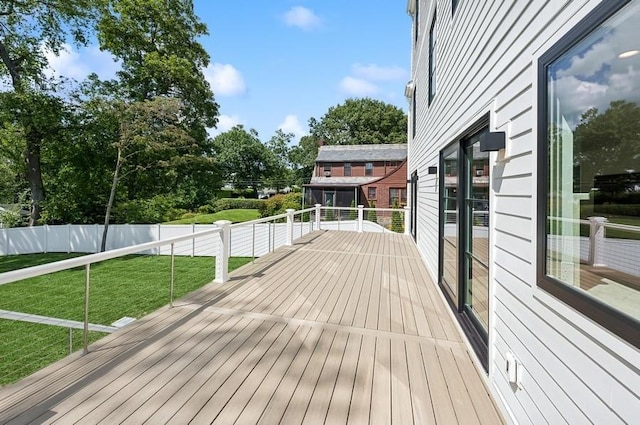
0, 230, 504, 425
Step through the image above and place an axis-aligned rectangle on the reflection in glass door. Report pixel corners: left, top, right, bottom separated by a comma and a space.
441, 146, 458, 301
463, 134, 490, 337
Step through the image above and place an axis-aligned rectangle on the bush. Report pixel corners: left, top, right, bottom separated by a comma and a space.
212, 198, 264, 212
0, 209, 24, 228
391, 200, 404, 233
349, 200, 357, 220
367, 201, 377, 223
259, 192, 302, 218
115, 195, 186, 223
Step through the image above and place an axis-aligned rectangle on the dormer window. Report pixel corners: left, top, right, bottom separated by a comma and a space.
344, 163, 352, 176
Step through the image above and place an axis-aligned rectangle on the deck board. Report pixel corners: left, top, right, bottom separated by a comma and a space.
0, 230, 504, 425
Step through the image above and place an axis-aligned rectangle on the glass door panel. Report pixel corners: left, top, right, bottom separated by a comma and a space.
463, 136, 490, 337
441, 148, 458, 300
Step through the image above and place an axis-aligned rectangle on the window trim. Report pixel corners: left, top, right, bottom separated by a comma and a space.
368, 187, 377, 200
536, 0, 639, 349
428, 8, 437, 105
365, 162, 374, 176
344, 162, 351, 177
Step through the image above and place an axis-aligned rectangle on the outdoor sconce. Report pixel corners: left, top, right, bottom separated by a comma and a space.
428, 166, 437, 174
480, 131, 506, 152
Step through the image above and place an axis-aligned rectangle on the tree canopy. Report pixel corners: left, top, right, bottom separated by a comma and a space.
289, 98, 408, 182
212, 125, 274, 193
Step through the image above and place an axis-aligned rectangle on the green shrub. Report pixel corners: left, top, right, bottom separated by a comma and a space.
367, 201, 377, 223
212, 198, 264, 212
0, 209, 24, 228
391, 200, 403, 233
259, 193, 302, 218
115, 195, 186, 223
349, 200, 357, 220
196, 204, 215, 214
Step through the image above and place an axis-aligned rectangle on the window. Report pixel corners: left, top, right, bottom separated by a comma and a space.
428, 8, 437, 104
368, 187, 376, 199
323, 163, 331, 175
390, 188, 407, 206
538, 0, 640, 348
344, 163, 351, 176
365, 162, 373, 176
452, 0, 459, 15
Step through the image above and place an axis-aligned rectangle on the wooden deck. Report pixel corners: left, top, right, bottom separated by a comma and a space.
0, 231, 504, 425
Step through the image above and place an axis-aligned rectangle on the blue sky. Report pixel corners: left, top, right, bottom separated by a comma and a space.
44, 1, 411, 143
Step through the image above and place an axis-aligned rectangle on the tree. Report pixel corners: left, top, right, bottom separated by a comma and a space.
0, 0, 102, 224
212, 125, 273, 194
265, 129, 294, 190
94, 0, 220, 207
573, 100, 640, 193
309, 98, 407, 145
100, 97, 196, 251
289, 135, 319, 184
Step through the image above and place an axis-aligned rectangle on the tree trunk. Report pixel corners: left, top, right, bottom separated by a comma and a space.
25, 130, 45, 226
101, 150, 122, 252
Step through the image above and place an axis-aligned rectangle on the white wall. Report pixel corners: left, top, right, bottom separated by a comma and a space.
410, 1, 639, 424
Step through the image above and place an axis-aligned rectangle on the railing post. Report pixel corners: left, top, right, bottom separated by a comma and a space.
357, 205, 364, 233
69, 327, 73, 354
251, 223, 256, 263
83, 263, 90, 355
169, 242, 175, 307
286, 209, 295, 246
588, 217, 608, 267
214, 220, 231, 283
315, 204, 322, 230
404, 206, 411, 235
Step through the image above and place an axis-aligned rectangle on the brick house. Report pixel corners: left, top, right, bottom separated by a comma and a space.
303, 144, 408, 209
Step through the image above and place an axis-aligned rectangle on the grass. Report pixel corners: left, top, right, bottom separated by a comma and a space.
0, 253, 252, 385
165, 209, 261, 224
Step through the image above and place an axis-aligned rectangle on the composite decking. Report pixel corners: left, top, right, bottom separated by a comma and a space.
0, 231, 504, 425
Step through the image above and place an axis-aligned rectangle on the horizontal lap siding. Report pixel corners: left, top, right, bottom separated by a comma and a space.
411, 1, 640, 424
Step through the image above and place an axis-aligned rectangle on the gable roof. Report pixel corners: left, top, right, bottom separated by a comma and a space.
316, 144, 407, 162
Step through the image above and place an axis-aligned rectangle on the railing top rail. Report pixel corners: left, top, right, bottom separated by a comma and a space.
228, 212, 289, 229
604, 222, 640, 232
0, 226, 223, 286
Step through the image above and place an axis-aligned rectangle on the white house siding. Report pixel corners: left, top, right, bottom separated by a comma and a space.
409, 1, 640, 424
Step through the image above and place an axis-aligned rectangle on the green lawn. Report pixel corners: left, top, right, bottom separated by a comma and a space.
165, 209, 260, 224
0, 253, 252, 385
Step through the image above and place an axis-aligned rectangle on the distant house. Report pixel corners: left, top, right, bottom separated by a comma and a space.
303, 144, 407, 209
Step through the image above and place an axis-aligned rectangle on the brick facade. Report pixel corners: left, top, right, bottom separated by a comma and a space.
360, 160, 408, 209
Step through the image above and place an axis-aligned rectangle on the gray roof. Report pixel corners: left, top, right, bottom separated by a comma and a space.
316, 144, 407, 162
307, 176, 379, 186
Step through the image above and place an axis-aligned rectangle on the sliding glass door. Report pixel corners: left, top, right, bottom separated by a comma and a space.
439, 124, 490, 369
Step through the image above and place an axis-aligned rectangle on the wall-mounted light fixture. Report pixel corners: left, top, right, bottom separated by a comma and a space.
428, 166, 437, 174
480, 131, 506, 152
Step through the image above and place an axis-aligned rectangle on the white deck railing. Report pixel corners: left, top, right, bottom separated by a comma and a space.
0, 205, 408, 385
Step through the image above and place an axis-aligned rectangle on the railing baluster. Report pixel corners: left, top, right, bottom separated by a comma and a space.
170, 242, 175, 308
252, 223, 256, 263
83, 263, 90, 355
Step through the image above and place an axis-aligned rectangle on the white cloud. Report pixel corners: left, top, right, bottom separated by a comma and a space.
340, 77, 379, 96
283, 6, 322, 31
278, 115, 308, 139
43, 44, 120, 81
352, 63, 407, 82
204, 63, 246, 96
207, 114, 243, 137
